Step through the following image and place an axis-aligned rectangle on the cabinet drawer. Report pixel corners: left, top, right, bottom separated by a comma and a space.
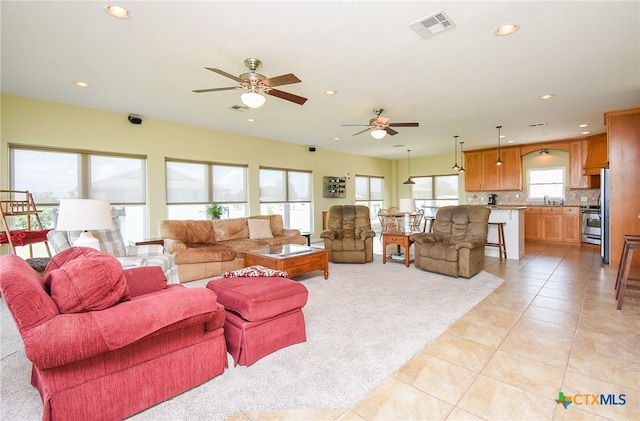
384, 235, 408, 243
563, 207, 579, 215
525, 207, 542, 215
541, 207, 562, 215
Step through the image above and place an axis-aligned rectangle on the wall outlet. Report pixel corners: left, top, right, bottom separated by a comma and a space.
581, 196, 588, 202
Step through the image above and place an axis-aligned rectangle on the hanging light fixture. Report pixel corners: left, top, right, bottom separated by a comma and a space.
539, 148, 549, 156
459, 141, 466, 172
371, 128, 387, 139
495, 125, 503, 166
403, 149, 415, 185
451, 135, 460, 171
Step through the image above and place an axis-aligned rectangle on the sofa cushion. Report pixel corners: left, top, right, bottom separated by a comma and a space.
173, 244, 236, 264
223, 265, 288, 278
44, 247, 131, 314
124, 266, 167, 297
159, 220, 216, 244
212, 218, 249, 241
207, 276, 308, 322
247, 218, 273, 240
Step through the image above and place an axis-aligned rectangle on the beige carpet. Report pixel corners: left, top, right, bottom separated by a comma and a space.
1, 255, 503, 421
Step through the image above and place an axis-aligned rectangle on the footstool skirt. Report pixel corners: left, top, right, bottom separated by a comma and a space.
224, 308, 306, 366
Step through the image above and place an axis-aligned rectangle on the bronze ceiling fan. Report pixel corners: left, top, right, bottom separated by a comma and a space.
192, 58, 308, 108
342, 108, 419, 139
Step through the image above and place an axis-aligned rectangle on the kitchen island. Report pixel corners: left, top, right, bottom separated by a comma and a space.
486, 206, 526, 260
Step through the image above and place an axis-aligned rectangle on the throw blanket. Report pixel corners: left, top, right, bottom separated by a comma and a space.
0, 229, 51, 246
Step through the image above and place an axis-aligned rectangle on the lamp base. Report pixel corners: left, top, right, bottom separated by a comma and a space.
72, 231, 101, 251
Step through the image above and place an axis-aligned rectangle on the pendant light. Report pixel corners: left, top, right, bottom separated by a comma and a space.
403, 149, 415, 185
451, 136, 460, 171
495, 125, 503, 166
459, 141, 466, 172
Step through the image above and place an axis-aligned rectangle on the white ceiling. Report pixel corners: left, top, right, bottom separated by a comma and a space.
2, 1, 639, 160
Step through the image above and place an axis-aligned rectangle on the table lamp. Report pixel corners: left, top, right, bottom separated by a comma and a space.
56, 199, 113, 250
398, 198, 416, 213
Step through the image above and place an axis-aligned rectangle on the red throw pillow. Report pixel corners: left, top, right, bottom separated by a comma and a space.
44, 247, 130, 314
124, 266, 167, 297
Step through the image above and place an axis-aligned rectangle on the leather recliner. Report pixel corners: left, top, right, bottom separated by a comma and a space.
320, 205, 376, 263
410, 205, 491, 278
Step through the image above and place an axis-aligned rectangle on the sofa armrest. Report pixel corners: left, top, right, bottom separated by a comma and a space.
319, 230, 336, 240
282, 228, 301, 237
163, 238, 188, 253
23, 287, 220, 369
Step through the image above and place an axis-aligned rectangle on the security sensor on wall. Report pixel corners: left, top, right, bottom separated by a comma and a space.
309, 146, 316, 152
128, 114, 143, 124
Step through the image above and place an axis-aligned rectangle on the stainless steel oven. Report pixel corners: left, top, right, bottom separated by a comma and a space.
582, 206, 601, 245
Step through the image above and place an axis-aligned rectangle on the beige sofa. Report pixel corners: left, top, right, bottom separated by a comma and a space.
159, 215, 306, 282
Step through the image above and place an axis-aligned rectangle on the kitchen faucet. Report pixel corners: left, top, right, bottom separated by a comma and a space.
544, 195, 549, 205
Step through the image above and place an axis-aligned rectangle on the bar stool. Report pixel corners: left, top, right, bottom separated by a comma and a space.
615, 234, 640, 310
486, 222, 507, 260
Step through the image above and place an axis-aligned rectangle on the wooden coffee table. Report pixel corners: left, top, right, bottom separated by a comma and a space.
244, 244, 329, 280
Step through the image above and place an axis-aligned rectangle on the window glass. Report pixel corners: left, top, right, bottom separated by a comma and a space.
355, 175, 384, 223
259, 168, 311, 230
90, 155, 146, 203
166, 161, 207, 203
411, 175, 459, 214
213, 165, 247, 202
259, 169, 286, 202
12, 149, 79, 203
528, 168, 565, 199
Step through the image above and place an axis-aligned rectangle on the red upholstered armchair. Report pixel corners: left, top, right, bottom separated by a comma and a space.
0, 248, 227, 421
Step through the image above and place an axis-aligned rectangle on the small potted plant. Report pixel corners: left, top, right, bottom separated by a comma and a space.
206, 202, 224, 220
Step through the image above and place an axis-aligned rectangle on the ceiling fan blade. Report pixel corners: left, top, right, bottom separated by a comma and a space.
352, 128, 372, 136
262, 73, 301, 87
385, 127, 399, 136
266, 89, 308, 105
205, 67, 244, 83
388, 122, 419, 127
192, 87, 241, 93
341, 124, 370, 127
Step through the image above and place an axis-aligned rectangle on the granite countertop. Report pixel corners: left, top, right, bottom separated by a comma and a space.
486, 205, 528, 210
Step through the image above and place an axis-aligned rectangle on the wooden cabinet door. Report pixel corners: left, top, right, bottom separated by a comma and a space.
464, 151, 483, 191
524, 208, 541, 240
482, 150, 500, 190
563, 207, 581, 244
499, 147, 522, 190
569, 140, 589, 189
541, 207, 563, 242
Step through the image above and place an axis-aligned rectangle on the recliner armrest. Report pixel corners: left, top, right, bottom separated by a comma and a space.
410, 233, 441, 244
319, 230, 336, 240
360, 229, 376, 240
454, 237, 487, 250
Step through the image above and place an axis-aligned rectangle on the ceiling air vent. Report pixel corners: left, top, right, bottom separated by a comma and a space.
409, 10, 456, 39
529, 122, 547, 128
230, 104, 249, 111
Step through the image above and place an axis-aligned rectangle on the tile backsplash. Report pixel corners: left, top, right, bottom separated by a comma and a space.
465, 188, 601, 207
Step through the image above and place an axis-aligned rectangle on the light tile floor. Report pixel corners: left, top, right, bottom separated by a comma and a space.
229, 242, 640, 421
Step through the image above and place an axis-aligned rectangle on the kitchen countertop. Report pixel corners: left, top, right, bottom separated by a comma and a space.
486, 206, 528, 210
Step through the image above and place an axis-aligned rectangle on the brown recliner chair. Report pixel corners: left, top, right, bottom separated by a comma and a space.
320, 205, 376, 263
409, 205, 491, 278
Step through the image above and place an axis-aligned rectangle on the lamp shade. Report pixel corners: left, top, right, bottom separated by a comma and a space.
56, 199, 113, 250
399, 198, 416, 213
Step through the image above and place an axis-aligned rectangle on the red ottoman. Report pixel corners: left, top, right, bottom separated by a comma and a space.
206, 276, 308, 366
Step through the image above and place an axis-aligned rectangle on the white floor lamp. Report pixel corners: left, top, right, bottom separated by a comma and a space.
55, 199, 114, 251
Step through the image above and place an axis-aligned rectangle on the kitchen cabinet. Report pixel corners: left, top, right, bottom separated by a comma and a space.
524, 206, 580, 244
464, 146, 522, 191
569, 140, 601, 189
583, 133, 608, 176
606, 108, 640, 268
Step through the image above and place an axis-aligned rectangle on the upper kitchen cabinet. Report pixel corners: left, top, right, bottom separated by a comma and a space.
569, 139, 601, 189
464, 147, 522, 191
582, 133, 608, 176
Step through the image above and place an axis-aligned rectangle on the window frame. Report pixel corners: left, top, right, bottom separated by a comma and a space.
527, 167, 566, 200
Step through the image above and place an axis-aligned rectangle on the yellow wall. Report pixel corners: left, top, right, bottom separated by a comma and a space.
1, 95, 399, 238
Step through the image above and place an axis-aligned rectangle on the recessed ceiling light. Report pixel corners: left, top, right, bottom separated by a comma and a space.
578, 123, 589, 128
105, 5, 132, 19
495, 23, 519, 36
539, 94, 555, 100
333, 137, 340, 141
581, 131, 591, 135
323, 90, 337, 96
247, 118, 256, 122
507, 140, 515, 143
73, 81, 90, 88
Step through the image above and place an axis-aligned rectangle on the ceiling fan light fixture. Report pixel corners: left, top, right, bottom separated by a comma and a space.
241, 91, 266, 108
371, 129, 387, 140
